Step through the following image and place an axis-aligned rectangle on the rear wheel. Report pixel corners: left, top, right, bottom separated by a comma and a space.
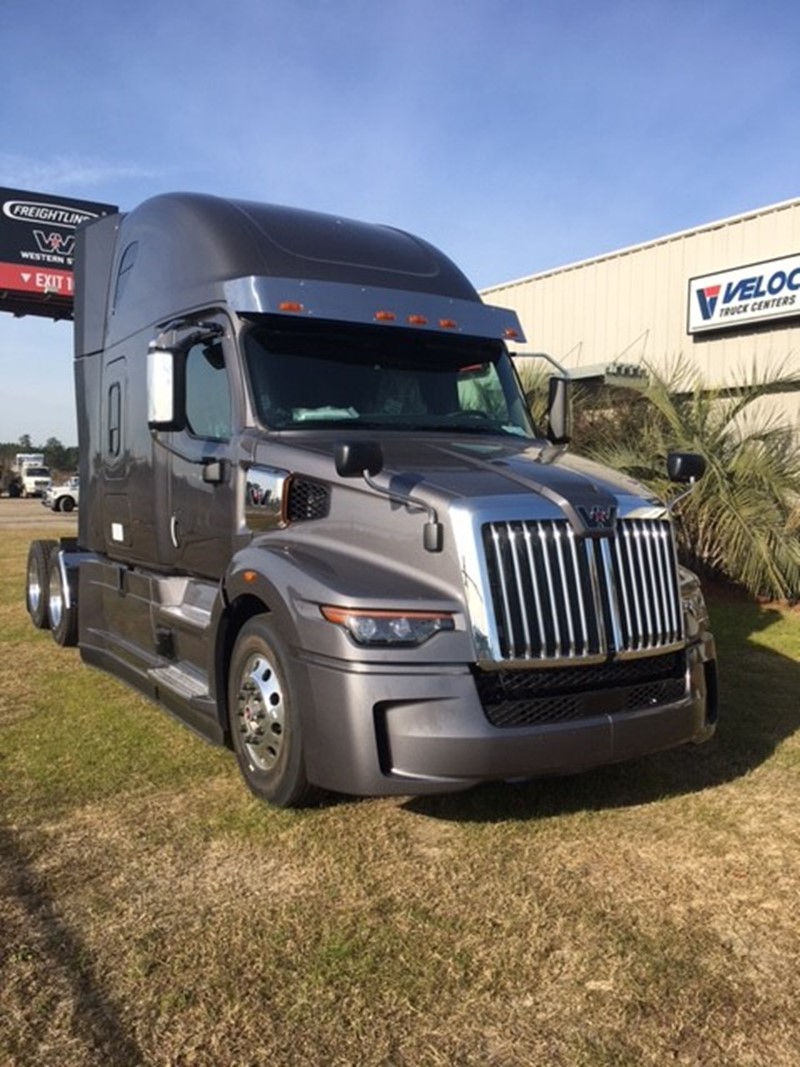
48, 547, 78, 647
228, 616, 315, 808
61, 496, 76, 513
26, 539, 57, 629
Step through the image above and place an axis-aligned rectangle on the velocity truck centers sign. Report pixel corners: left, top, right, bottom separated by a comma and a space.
688, 252, 800, 334
0, 187, 117, 318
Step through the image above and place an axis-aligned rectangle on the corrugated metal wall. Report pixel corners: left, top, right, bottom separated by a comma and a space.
483, 199, 800, 426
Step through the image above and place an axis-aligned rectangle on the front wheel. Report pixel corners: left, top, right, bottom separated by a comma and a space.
26, 539, 58, 629
228, 617, 315, 808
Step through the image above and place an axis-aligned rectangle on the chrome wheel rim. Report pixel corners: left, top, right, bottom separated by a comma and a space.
27, 557, 43, 616
236, 652, 286, 772
48, 565, 64, 630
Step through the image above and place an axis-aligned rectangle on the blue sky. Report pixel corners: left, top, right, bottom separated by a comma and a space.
2, 0, 800, 444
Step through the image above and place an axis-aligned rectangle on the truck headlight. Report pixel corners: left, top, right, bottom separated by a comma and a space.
320, 606, 454, 646
680, 567, 710, 629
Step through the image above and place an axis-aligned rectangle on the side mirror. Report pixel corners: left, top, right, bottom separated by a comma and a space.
335, 440, 384, 478
147, 347, 186, 431
546, 376, 572, 445
667, 451, 706, 484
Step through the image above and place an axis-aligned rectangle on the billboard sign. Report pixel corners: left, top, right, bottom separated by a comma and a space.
0, 187, 117, 317
688, 253, 800, 334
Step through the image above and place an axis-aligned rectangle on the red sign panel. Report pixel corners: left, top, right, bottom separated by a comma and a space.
0, 262, 74, 296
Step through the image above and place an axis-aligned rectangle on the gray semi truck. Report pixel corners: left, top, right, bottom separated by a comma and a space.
24, 193, 718, 807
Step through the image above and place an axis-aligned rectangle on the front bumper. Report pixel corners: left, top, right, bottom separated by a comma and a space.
298, 635, 718, 796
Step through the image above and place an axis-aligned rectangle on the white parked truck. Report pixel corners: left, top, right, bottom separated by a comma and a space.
13, 452, 52, 497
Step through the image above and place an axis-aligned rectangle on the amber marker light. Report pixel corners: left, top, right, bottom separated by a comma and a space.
279, 301, 304, 313
504, 327, 520, 340
407, 314, 428, 326
374, 310, 397, 322
439, 318, 458, 330
243, 570, 258, 583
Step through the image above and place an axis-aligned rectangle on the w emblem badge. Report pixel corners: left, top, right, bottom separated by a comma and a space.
578, 503, 617, 531
33, 230, 76, 256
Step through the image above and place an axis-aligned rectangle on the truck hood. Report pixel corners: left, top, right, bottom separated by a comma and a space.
274, 433, 664, 529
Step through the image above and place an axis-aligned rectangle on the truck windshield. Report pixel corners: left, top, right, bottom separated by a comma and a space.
243, 322, 536, 436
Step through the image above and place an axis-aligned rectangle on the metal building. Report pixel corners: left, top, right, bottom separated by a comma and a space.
483, 197, 800, 430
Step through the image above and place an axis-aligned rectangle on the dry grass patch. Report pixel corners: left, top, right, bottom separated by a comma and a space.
1, 528, 799, 1066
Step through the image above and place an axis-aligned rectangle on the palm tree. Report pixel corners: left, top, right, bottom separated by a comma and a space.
575, 359, 800, 601
515, 355, 800, 599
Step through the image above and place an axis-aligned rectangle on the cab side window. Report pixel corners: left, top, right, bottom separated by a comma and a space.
185, 341, 231, 440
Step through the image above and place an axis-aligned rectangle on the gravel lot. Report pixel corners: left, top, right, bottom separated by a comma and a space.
0, 497, 78, 529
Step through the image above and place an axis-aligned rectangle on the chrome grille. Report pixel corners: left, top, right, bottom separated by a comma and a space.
482, 518, 683, 664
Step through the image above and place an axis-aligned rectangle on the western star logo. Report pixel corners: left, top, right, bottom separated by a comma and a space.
32, 230, 76, 255
577, 503, 617, 531
696, 284, 720, 321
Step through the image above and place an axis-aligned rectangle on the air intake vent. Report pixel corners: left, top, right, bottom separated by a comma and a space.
475, 651, 687, 726
287, 479, 330, 522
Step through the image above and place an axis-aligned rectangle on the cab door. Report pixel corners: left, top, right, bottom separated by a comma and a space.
163, 321, 238, 579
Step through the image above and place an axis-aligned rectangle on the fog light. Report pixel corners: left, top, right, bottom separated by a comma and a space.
320, 606, 454, 646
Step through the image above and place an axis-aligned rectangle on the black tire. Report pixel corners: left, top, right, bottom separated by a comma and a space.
47, 547, 79, 647
228, 616, 315, 808
8, 482, 21, 499
61, 496, 76, 513
26, 539, 58, 629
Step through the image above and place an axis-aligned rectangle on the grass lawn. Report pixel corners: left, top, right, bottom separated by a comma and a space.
1, 527, 799, 1066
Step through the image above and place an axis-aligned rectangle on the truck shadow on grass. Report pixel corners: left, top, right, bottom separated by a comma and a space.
404, 597, 800, 823
0, 826, 145, 1067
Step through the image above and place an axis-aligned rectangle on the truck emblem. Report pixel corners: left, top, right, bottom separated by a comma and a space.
33, 230, 76, 255
578, 503, 617, 530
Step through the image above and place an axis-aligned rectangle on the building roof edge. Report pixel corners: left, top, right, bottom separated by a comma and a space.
482, 196, 800, 294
